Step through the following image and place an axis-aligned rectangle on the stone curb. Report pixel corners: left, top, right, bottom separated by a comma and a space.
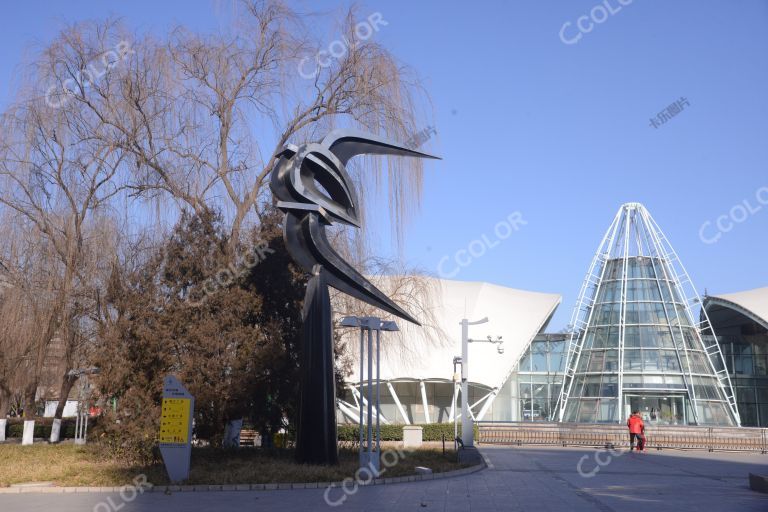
0, 461, 486, 494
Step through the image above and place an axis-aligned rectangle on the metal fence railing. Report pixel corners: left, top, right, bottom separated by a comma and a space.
477, 422, 768, 453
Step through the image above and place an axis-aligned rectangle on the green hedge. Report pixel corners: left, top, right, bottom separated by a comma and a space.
2, 419, 473, 443
2, 418, 97, 440
337, 423, 478, 442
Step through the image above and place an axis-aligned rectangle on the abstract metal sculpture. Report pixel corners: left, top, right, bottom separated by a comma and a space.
270, 129, 438, 464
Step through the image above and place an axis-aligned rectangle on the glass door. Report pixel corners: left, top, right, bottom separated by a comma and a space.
624, 394, 686, 425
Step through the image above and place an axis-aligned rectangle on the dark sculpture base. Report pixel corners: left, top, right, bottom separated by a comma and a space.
295, 266, 338, 465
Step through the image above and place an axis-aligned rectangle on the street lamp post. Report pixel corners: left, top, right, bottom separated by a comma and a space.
452, 356, 461, 450
341, 316, 398, 474
458, 318, 502, 447
68, 367, 100, 446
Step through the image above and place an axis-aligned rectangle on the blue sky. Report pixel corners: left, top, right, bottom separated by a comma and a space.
1, 0, 766, 330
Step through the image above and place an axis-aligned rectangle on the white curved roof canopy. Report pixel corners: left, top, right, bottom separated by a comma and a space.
704, 286, 768, 330
341, 277, 561, 390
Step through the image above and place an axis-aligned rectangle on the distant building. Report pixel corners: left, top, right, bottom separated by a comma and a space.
338, 203, 766, 427
705, 287, 768, 427
555, 203, 739, 426
337, 278, 561, 425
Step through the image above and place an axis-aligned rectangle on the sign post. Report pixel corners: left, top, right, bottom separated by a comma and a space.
159, 375, 194, 483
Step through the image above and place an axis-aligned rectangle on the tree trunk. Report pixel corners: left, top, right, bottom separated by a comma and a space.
22, 382, 37, 419
0, 385, 9, 440
21, 383, 37, 445
0, 386, 10, 418
54, 374, 77, 419
50, 374, 77, 443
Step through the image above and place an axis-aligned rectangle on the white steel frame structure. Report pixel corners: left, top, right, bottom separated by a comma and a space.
339, 379, 497, 425
337, 277, 562, 426
555, 203, 740, 426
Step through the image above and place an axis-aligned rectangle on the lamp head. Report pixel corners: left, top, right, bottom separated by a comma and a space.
340, 316, 361, 328
381, 321, 399, 332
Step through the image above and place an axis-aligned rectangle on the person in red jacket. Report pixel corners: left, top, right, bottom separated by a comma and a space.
627, 410, 645, 451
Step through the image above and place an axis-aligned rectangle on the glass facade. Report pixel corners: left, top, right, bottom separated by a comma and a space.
516, 333, 567, 421
554, 204, 739, 426
717, 336, 768, 427
495, 321, 768, 426
557, 257, 737, 425
558, 258, 735, 425
705, 301, 768, 427
486, 333, 567, 422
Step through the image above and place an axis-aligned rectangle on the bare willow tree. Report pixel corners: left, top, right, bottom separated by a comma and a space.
49, 218, 118, 421
0, 64, 126, 420
0, 286, 40, 419
37, 1, 432, 256
0, 1, 436, 442
0, 220, 59, 419
332, 258, 450, 380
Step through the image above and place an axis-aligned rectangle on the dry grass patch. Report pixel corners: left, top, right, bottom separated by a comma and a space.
0, 444, 143, 487
0, 443, 470, 487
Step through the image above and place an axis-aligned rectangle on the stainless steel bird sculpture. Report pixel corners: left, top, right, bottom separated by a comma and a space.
270, 129, 439, 464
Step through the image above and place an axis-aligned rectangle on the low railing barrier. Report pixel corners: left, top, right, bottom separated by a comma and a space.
477, 421, 768, 453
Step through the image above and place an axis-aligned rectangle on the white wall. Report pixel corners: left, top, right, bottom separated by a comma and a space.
43, 400, 79, 418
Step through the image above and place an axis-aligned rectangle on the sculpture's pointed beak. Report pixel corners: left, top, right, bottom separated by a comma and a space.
321, 129, 441, 165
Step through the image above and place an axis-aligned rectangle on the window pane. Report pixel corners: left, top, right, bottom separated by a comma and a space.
531, 347, 548, 372
518, 348, 531, 372
624, 350, 642, 371
588, 351, 605, 372
550, 341, 566, 372
606, 326, 619, 348
639, 326, 660, 348
625, 326, 640, 348
657, 329, 675, 348
643, 349, 661, 371
598, 399, 618, 422
660, 350, 681, 371
577, 400, 598, 422
683, 330, 700, 350
592, 327, 611, 348
583, 377, 602, 397
600, 376, 618, 397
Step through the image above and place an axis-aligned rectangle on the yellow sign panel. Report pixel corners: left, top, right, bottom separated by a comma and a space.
159, 398, 191, 444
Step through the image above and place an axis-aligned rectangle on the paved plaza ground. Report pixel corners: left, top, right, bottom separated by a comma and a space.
1, 445, 766, 511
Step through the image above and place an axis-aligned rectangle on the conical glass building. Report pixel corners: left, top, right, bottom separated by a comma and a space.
555, 203, 741, 426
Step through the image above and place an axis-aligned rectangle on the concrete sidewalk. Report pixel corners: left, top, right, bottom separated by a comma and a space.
1, 446, 766, 511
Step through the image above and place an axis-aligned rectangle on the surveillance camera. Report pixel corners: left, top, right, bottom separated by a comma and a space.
497, 346, 504, 355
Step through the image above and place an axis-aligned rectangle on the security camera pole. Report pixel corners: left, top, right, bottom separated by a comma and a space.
459, 318, 502, 447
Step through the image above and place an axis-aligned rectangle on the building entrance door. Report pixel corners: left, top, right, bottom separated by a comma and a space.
624, 395, 686, 425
